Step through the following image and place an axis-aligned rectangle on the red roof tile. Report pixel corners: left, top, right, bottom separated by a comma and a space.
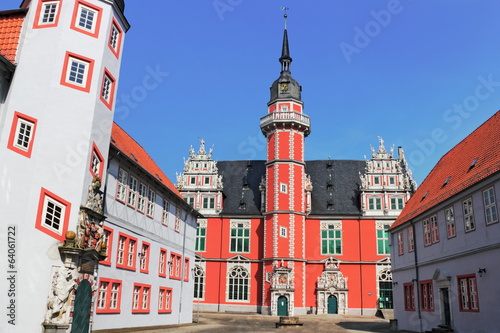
0, 10, 26, 64
111, 123, 182, 199
391, 111, 500, 229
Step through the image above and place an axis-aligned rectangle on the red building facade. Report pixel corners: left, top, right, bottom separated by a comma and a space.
176, 25, 415, 316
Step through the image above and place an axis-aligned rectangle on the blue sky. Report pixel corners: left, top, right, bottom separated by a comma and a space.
4, 0, 500, 185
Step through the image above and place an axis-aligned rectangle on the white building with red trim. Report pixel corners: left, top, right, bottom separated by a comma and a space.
0, 1, 198, 332
389, 111, 500, 333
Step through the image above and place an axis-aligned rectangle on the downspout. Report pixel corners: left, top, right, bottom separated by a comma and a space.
410, 220, 422, 333
359, 220, 363, 315
218, 214, 223, 312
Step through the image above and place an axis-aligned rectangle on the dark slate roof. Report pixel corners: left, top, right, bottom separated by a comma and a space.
217, 159, 365, 217
307, 160, 366, 216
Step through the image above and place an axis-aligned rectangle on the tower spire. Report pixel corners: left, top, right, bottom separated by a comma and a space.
279, 7, 291, 72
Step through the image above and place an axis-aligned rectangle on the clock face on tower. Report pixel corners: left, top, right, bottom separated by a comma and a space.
280, 83, 289, 92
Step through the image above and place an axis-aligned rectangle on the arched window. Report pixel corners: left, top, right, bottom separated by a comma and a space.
227, 266, 249, 301
378, 268, 393, 309
194, 265, 205, 300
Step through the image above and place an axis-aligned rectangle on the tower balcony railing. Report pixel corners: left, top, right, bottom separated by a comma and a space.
260, 111, 311, 135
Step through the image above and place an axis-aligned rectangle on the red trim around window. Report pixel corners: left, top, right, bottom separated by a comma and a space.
70, 0, 102, 38
7, 112, 38, 158
159, 248, 167, 277
404, 282, 416, 311
60, 51, 95, 93
99, 226, 113, 266
457, 274, 480, 312
35, 188, 71, 242
169, 252, 182, 280
89, 142, 104, 179
420, 280, 434, 312
99, 68, 116, 110
108, 17, 123, 58
132, 283, 151, 314
96, 278, 122, 314
158, 287, 173, 314
184, 257, 190, 282
33, 0, 63, 29
116, 233, 137, 271
139, 241, 150, 274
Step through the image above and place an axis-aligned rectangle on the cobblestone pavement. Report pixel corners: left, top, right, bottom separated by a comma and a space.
97, 312, 404, 333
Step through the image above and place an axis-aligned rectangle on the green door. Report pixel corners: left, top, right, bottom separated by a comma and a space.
71, 279, 92, 333
277, 296, 288, 316
327, 295, 338, 314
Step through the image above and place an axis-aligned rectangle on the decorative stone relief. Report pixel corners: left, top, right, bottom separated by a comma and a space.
44, 266, 77, 324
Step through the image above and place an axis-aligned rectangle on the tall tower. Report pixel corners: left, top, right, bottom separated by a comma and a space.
259, 13, 311, 316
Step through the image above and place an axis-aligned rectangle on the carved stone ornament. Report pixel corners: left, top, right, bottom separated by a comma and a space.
44, 266, 77, 325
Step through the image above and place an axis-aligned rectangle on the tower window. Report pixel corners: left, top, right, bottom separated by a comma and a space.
35, 188, 71, 242
89, 143, 104, 179
34, 0, 62, 28
8, 112, 38, 158
61, 52, 95, 92
71, 1, 102, 38
108, 19, 123, 58
100, 69, 116, 109
280, 183, 288, 193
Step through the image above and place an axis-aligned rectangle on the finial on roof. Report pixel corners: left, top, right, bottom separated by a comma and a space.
281, 6, 289, 29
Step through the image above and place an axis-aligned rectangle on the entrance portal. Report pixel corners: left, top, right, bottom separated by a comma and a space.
328, 295, 338, 314
277, 296, 288, 316
71, 280, 92, 333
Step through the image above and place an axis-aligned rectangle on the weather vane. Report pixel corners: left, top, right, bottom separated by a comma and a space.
281, 6, 289, 29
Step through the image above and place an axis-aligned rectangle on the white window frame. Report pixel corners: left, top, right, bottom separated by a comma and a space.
280, 183, 288, 194
280, 226, 287, 238
445, 206, 456, 238
116, 169, 128, 202
36, 1, 60, 27
147, 189, 156, 217
430, 215, 439, 244
463, 198, 475, 232
76, 3, 98, 34
66, 56, 90, 88
162, 199, 169, 225
226, 264, 250, 303
483, 187, 498, 225
42, 195, 66, 234
137, 182, 147, 213
14, 118, 34, 152
127, 176, 138, 207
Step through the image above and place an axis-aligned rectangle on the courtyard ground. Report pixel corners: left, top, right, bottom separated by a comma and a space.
94, 312, 413, 333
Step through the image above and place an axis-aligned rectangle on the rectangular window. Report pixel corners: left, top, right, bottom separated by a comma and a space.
174, 206, 181, 232
230, 222, 250, 253
71, 0, 102, 38
186, 196, 195, 207
100, 69, 116, 109
389, 177, 395, 185
397, 231, 404, 255
139, 242, 150, 274
430, 215, 439, 244
158, 287, 173, 313
127, 176, 138, 208
190, 177, 196, 185
369, 197, 382, 210
377, 223, 390, 255
391, 197, 404, 210
321, 222, 342, 255
99, 226, 113, 266
420, 280, 434, 311
204, 176, 210, 185
280, 183, 288, 193
60, 52, 94, 92
116, 233, 137, 271
132, 283, 151, 313
35, 188, 71, 242
404, 282, 415, 311
458, 275, 479, 312
7, 112, 38, 158
445, 207, 456, 238
423, 219, 431, 246
463, 198, 475, 232
169, 252, 182, 279
483, 187, 498, 225
137, 183, 147, 213
108, 18, 123, 58
159, 248, 167, 277
33, 0, 62, 28
280, 226, 287, 238
195, 222, 206, 252
162, 199, 169, 226
374, 177, 380, 185
202, 197, 215, 209
116, 169, 128, 202
184, 258, 190, 281
96, 278, 122, 313
407, 227, 414, 252
89, 143, 104, 179
147, 189, 156, 218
